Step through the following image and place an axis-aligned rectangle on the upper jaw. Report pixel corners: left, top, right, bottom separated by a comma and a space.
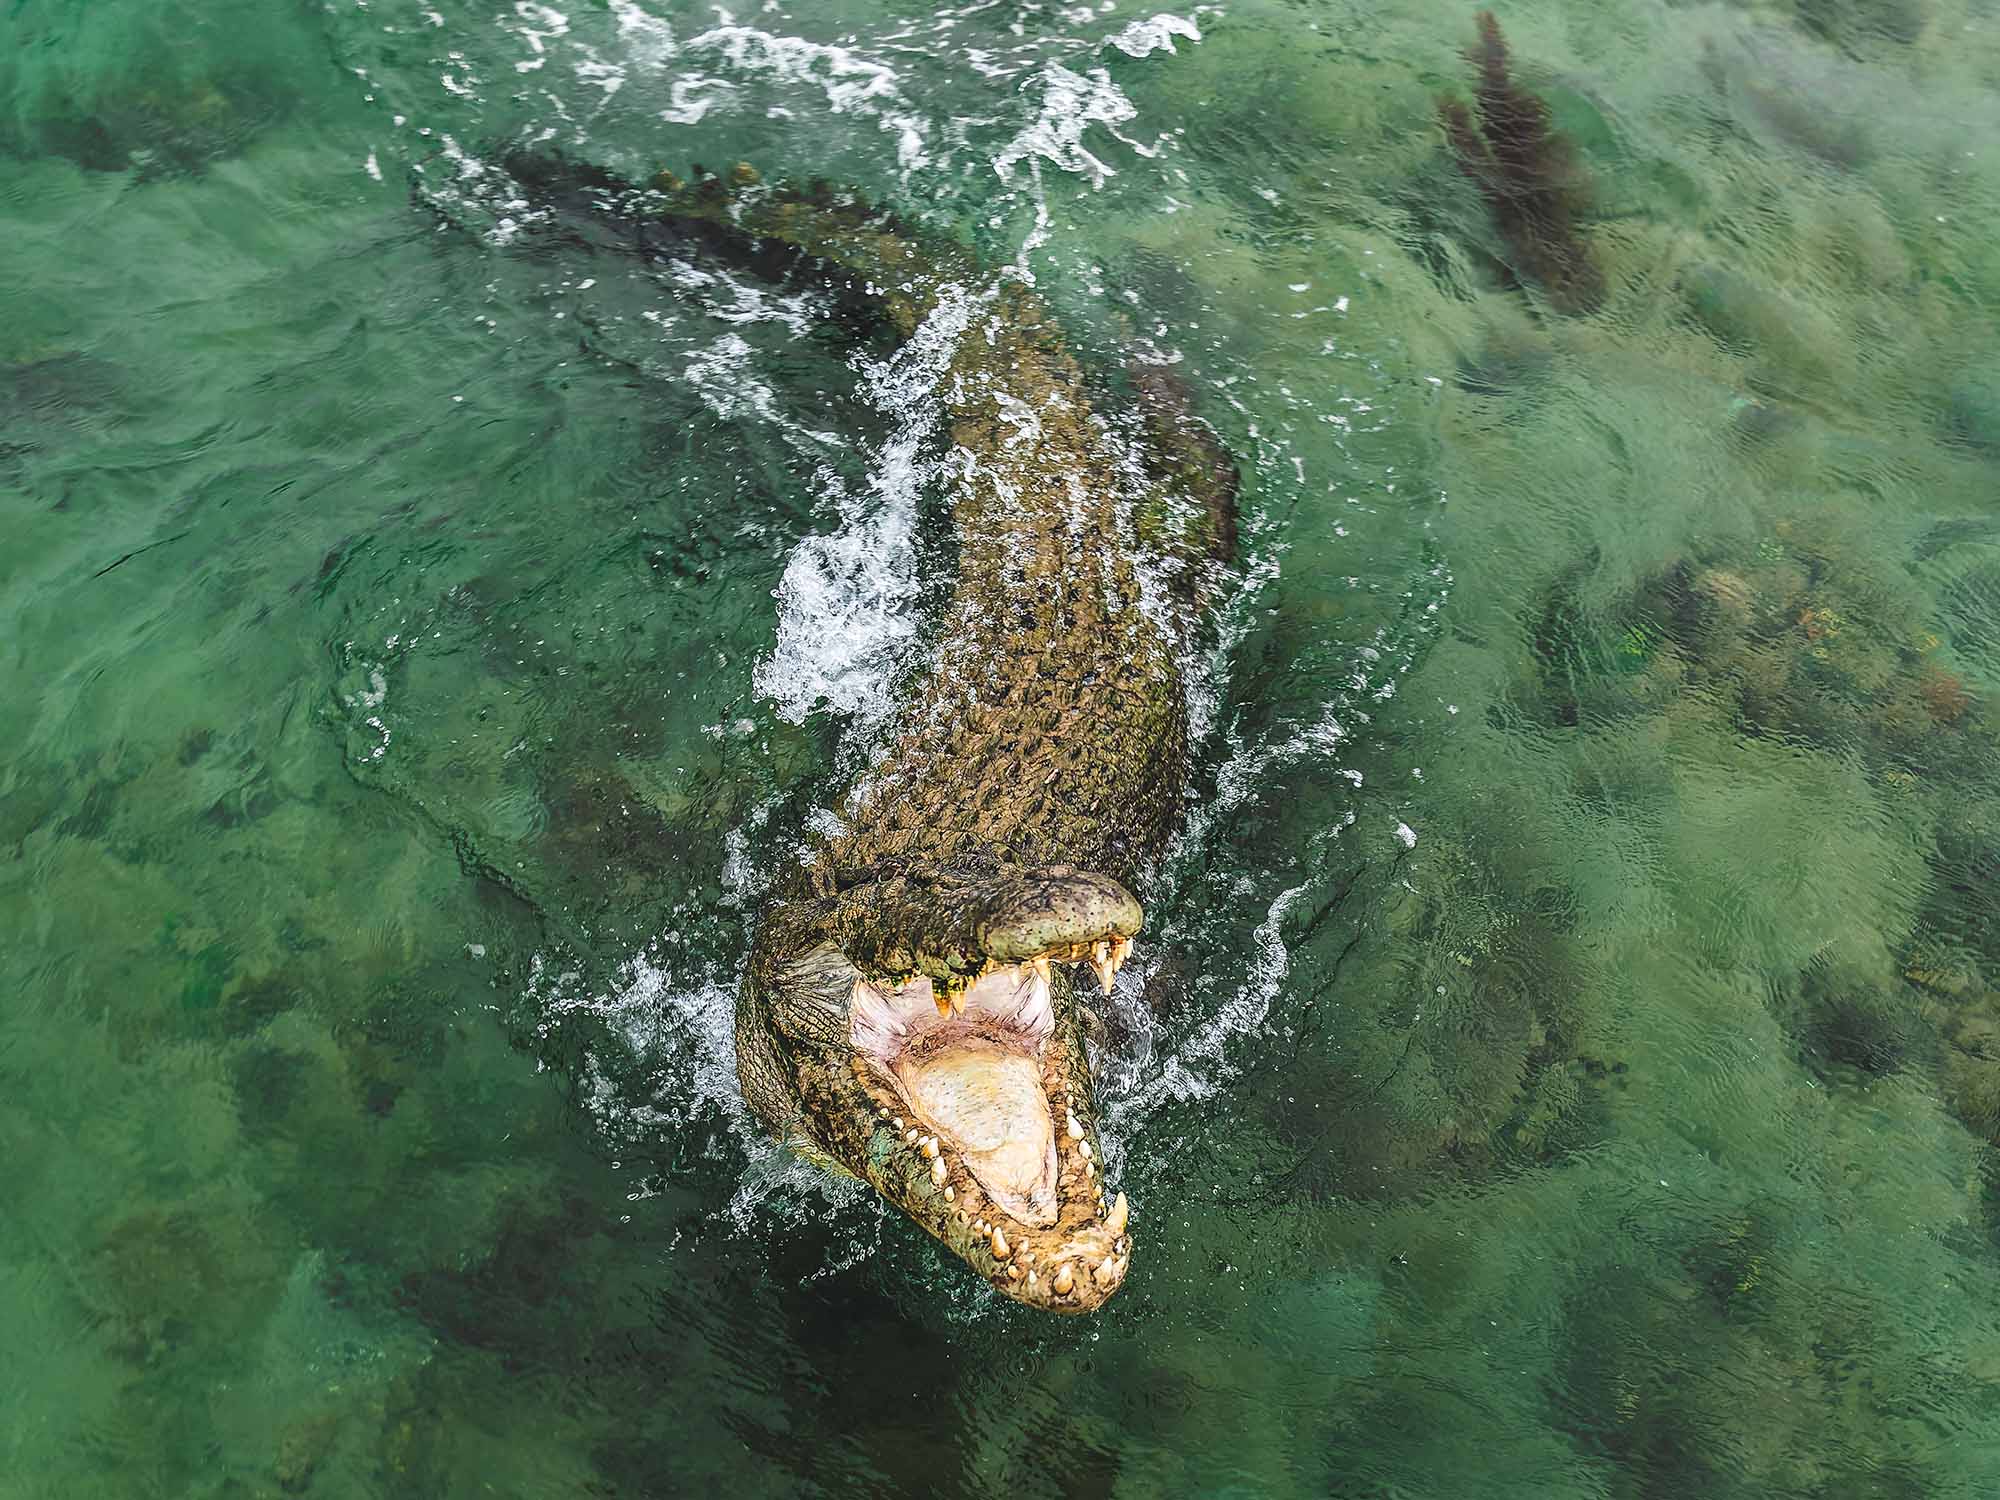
811, 860, 1144, 1001
846, 959, 1135, 1311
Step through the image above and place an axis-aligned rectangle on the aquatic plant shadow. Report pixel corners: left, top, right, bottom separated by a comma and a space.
1437, 11, 1604, 314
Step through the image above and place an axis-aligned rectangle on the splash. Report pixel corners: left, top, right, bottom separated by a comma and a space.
994, 62, 1154, 188
685, 20, 932, 170
1106, 14, 1203, 59
674, 331, 833, 439
754, 282, 984, 727
526, 945, 749, 1136
526, 940, 886, 1243
1118, 881, 1309, 1125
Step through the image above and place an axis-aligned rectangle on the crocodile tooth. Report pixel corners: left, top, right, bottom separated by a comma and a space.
1105, 1192, 1129, 1235
1093, 1256, 1118, 1288
943, 1185, 955, 1202
990, 1227, 1010, 1260
1111, 935, 1133, 971
1066, 1114, 1085, 1141
1085, 1161, 1096, 1180
1026, 1270, 1038, 1288
1079, 1139, 1092, 1160
1052, 1263, 1074, 1295
921, 1136, 940, 1159
891, 1117, 904, 1131
905, 1128, 919, 1144
1031, 955, 1051, 986
930, 1156, 947, 1186
933, 987, 953, 1018
1005, 1261, 1024, 1282
1090, 940, 1116, 996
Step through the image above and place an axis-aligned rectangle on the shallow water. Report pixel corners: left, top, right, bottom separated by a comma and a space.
7, 0, 2000, 1494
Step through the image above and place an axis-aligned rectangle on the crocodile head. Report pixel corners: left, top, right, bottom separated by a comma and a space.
743, 864, 1141, 1311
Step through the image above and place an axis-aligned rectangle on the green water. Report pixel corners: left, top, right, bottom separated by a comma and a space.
7, 0, 2000, 1493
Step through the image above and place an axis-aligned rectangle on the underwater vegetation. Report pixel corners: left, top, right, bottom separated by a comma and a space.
1775, 817, 2000, 1174
0, 0, 324, 176
1437, 11, 1603, 314
1524, 525, 1988, 784
1204, 795, 1606, 1213
1794, 0, 1929, 53
1516, 519, 2000, 1192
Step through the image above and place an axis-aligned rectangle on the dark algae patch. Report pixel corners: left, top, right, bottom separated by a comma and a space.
1438, 11, 1604, 313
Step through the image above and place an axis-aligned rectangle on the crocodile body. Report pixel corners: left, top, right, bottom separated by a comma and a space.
506, 157, 1236, 1310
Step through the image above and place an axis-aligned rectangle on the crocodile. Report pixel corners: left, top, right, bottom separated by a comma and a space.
503, 155, 1237, 1310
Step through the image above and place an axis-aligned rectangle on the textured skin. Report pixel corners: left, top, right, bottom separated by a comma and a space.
502, 156, 1236, 1306
778, 282, 1193, 923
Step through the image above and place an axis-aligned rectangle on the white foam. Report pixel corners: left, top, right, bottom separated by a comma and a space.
513, 2, 570, 54
754, 472, 923, 725
655, 260, 827, 338
678, 332, 797, 429
754, 282, 983, 726
1106, 13, 1202, 58
525, 939, 877, 1240
494, 7, 934, 171
682, 21, 932, 171
658, 74, 725, 123
606, 0, 673, 64
526, 947, 749, 1140
1115, 881, 1307, 1125
337, 648, 396, 762
994, 62, 1148, 189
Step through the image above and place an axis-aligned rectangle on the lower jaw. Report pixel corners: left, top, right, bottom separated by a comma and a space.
847, 1047, 1133, 1310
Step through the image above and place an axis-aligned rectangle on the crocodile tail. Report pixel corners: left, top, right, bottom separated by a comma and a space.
499, 149, 967, 338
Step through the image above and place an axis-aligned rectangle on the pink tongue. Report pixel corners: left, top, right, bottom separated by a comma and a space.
895, 1039, 1058, 1227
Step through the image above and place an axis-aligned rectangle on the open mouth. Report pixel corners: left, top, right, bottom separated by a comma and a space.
847, 952, 1134, 1309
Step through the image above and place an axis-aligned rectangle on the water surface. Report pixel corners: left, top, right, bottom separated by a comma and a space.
7, 0, 2000, 1494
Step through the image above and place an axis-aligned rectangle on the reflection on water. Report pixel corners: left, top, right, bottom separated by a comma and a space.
6, 0, 2000, 1493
